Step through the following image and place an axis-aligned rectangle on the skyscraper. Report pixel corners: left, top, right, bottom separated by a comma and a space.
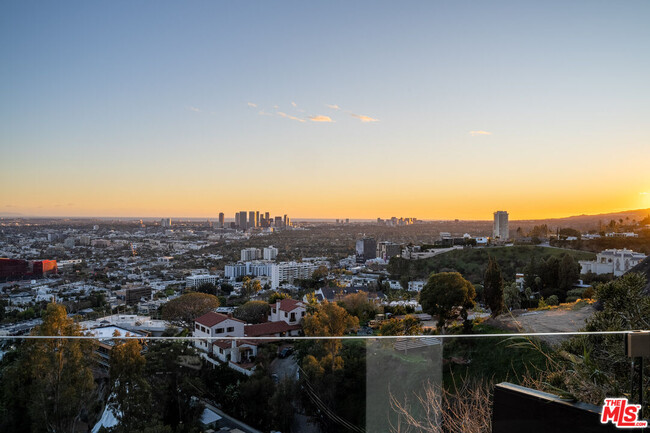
493, 211, 509, 240
239, 211, 247, 230
249, 211, 255, 229
255, 211, 260, 228
218, 212, 225, 228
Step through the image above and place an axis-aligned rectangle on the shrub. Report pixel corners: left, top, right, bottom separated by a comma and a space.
582, 286, 595, 299
566, 288, 585, 298
565, 296, 580, 303
547, 295, 559, 306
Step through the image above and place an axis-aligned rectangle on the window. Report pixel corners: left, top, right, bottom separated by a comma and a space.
195, 324, 199, 330
227, 327, 234, 332
301, 311, 305, 317
290, 312, 296, 322
215, 328, 224, 334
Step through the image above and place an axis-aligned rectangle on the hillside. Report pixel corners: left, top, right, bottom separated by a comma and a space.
388, 246, 596, 284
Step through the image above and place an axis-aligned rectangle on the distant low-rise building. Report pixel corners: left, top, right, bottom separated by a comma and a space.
185, 274, 218, 288
408, 280, 425, 292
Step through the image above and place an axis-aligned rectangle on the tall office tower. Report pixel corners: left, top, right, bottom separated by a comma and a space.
255, 211, 260, 228
493, 211, 509, 240
283, 214, 288, 227
264, 212, 270, 224
218, 212, 225, 228
161, 218, 172, 228
356, 238, 377, 263
274, 216, 283, 228
249, 211, 255, 229
235, 212, 240, 228
239, 211, 247, 229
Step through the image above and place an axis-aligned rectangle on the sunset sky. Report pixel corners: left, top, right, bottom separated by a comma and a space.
1, 1, 649, 220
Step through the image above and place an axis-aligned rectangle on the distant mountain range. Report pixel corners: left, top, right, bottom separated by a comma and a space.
513, 208, 650, 225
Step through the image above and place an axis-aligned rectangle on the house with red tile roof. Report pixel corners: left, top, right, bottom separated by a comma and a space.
193, 306, 305, 375
268, 299, 306, 325
193, 312, 249, 361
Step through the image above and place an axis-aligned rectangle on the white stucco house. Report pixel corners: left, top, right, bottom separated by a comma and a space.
579, 248, 646, 277
269, 298, 306, 325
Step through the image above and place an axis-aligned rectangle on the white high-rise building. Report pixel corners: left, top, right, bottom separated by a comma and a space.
493, 211, 509, 240
241, 248, 261, 261
263, 246, 278, 260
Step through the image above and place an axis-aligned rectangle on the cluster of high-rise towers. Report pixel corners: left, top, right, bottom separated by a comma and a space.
216, 211, 291, 230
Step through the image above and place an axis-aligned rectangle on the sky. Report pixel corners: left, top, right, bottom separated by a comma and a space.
1, 1, 649, 220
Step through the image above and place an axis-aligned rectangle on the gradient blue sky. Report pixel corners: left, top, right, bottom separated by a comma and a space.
2, 1, 649, 219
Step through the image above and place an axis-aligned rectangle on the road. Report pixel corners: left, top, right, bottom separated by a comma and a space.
269, 350, 321, 433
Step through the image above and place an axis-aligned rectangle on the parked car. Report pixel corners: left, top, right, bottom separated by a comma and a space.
279, 346, 294, 358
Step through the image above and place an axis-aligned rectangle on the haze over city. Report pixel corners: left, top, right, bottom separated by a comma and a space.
2, 1, 650, 219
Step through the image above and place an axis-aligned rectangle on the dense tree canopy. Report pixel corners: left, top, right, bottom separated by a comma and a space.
378, 315, 422, 336
303, 301, 360, 370
340, 291, 378, 323
234, 300, 271, 324
0, 303, 96, 433
110, 337, 151, 432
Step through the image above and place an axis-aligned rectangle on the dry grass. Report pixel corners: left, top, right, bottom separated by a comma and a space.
389, 377, 493, 433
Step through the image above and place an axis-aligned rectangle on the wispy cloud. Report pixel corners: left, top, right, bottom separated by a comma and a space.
277, 112, 306, 123
326, 104, 341, 110
247, 102, 258, 108
188, 106, 201, 112
309, 115, 333, 123
469, 130, 492, 136
258, 110, 273, 116
291, 101, 297, 107
350, 113, 379, 123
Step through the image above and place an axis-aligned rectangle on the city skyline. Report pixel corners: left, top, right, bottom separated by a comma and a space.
2, 1, 650, 219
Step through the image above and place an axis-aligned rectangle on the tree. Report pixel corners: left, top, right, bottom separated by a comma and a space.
484, 256, 504, 317
503, 282, 521, 310
340, 291, 378, 322
558, 254, 580, 291
161, 292, 219, 326
378, 315, 423, 336
234, 301, 270, 324
110, 337, 151, 432
268, 291, 291, 304
303, 301, 359, 370
311, 265, 329, 282
241, 277, 262, 298
419, 272, 476, 332
195, 282, 218, 296
23, 303, 96, 432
